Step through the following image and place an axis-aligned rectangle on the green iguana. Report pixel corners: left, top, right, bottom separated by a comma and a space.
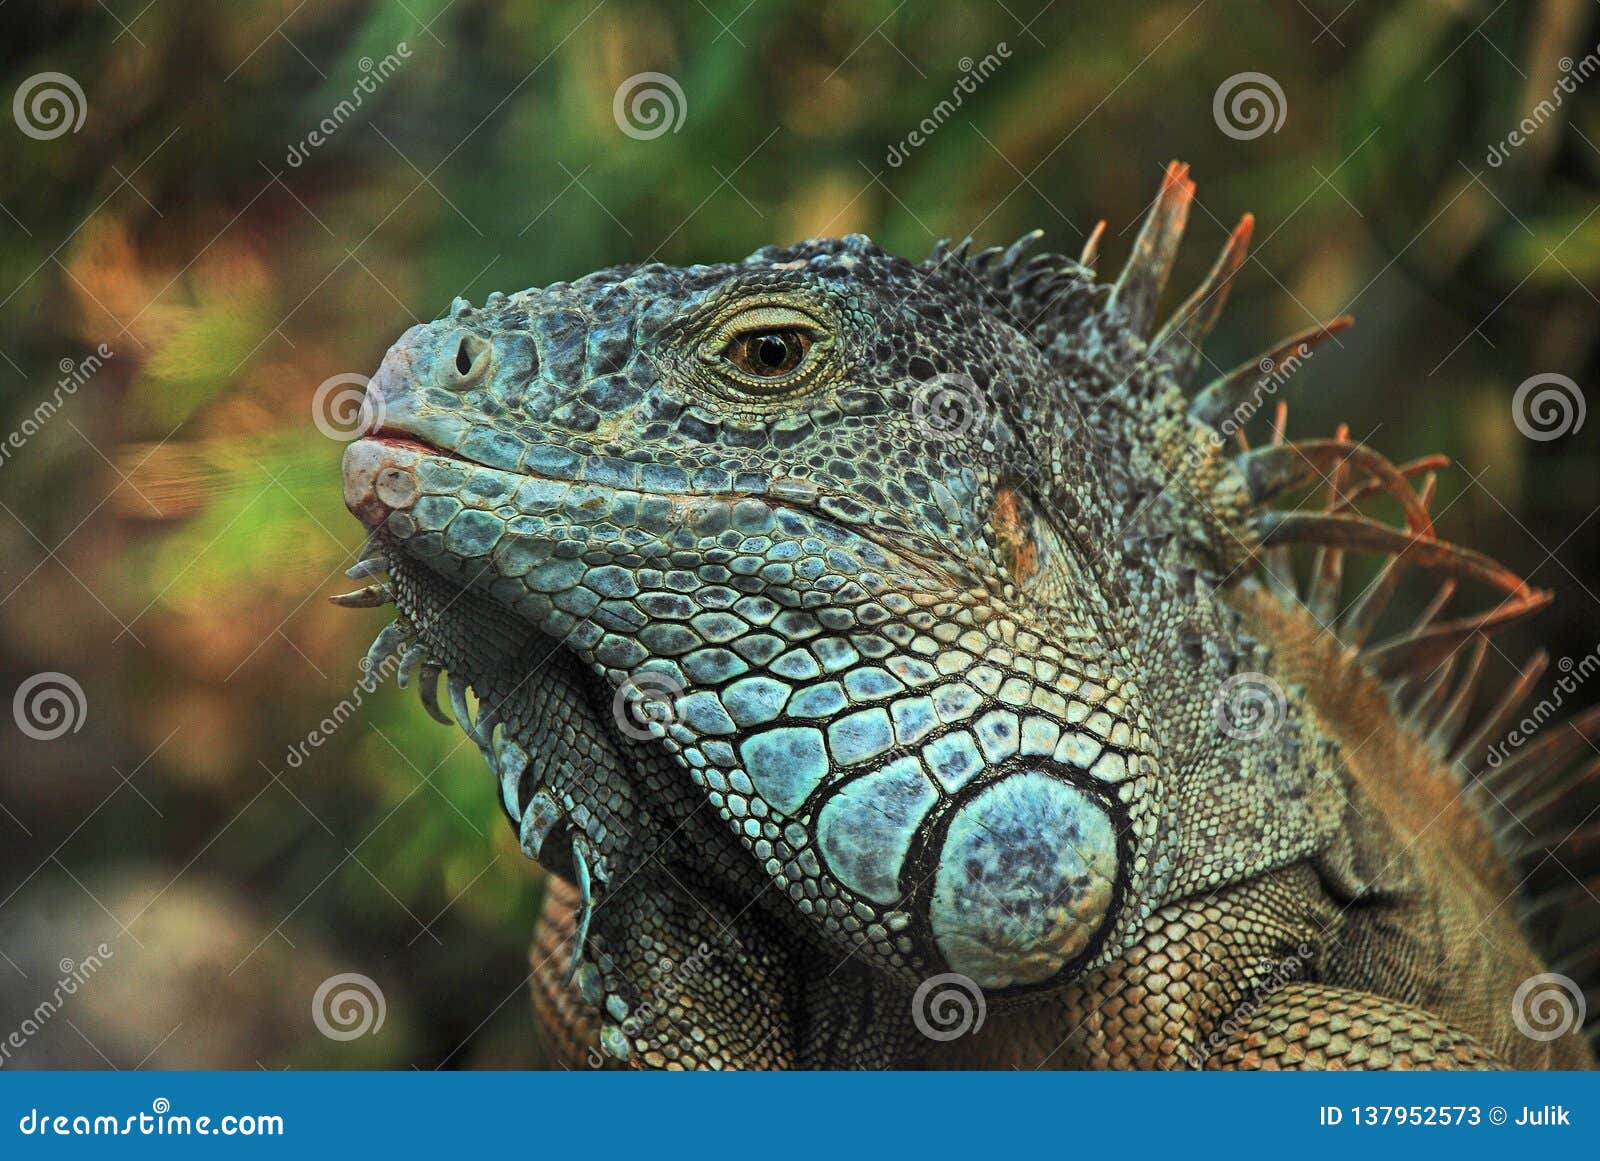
337, 163, 1598, 1069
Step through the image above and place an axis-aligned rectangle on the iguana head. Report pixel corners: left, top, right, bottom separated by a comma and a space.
342, 228, 1166, 995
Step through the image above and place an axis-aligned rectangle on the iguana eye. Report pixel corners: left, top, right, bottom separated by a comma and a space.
704, 304, 827, 393
725, 329, 811, 379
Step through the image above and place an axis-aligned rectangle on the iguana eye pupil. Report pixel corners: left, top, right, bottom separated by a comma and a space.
757, 334, 790, 369
727, 329, 810, 378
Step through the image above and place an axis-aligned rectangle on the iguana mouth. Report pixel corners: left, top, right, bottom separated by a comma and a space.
344, 431, 760, 540
365, 429, 444, 457
343, 427, 969, 586
354, 424, 817, 505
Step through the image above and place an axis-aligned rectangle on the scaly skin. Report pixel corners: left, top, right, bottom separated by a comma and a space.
339, 164, 1597, 1069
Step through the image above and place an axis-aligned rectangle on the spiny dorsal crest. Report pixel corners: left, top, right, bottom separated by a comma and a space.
931, 158, 1578, 839
936, 162, 1598, 1026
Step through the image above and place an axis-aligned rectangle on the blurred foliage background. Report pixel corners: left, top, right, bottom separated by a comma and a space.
0, 0, 1597, 1068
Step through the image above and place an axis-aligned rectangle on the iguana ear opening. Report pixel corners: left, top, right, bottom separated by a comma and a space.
991, 482, 1040, 586
990, 479, 1081, 609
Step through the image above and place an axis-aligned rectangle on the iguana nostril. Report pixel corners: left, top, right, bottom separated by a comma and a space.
450, 332, 491, 385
